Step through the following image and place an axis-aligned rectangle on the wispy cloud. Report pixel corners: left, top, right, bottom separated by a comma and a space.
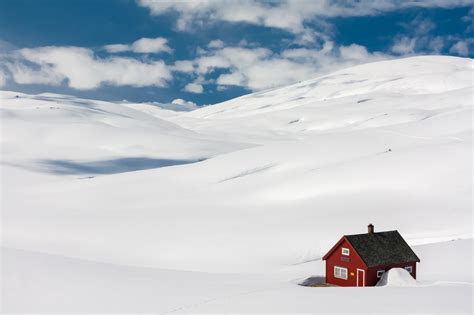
390, 14, 473, 56
104, 37, 172, 54
207, 40, 225, 49
391, 36, 417, 55
0, 69, 6, 87
449, 40, 472, 56
461, 7, 474, 32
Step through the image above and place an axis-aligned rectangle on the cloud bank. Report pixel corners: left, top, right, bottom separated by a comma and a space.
178, 41, 389, 91
2, 38, 392, 93
6, 46, 171, 90
137, 0, 472, 38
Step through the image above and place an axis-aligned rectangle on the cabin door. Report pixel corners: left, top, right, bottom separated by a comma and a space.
356, 269, 365, 287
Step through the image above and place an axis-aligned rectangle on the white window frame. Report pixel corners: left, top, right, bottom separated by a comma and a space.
377, 270, 385, 278
334, 266, 348, 280
341, 247, 350, 256
404, 266, 413, 273
356, 268, 365, 287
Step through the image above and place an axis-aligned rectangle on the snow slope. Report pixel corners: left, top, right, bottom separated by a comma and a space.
1, 55, 473, 313
174, 55, 472, 142
3, 240, 472, 313
0, 91, 246, 174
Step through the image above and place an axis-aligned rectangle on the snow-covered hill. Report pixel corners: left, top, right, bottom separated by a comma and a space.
173, 56, 472, 142
1, 56, 472, 313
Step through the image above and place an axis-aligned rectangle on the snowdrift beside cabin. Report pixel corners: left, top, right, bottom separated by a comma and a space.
376, 268, 418, 287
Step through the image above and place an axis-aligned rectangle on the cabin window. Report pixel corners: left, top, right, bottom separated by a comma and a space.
404, 266, 413, 273
334, 266, 348, 280
377, 270, 385, 278
341, 247, 350, 256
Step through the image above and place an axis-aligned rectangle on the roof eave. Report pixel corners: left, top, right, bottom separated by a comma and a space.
322, 236, 347, 260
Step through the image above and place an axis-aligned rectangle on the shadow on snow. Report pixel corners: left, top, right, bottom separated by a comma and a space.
34, 157, 205, 175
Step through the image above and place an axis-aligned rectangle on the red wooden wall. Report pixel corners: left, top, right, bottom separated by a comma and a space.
325, 238, 367, 287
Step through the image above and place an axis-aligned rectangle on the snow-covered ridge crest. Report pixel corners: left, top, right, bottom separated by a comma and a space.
185, 56, 472, 120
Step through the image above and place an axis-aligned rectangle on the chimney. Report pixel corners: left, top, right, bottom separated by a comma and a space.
368, 224, 374, 234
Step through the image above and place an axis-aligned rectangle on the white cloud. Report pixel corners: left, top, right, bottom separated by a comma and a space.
242, 58, 316, 90
216, 71, 246, 86
170, 98, 198, 110
173, 60, 195, 72
389, 14, 471, 56
103, 44, 130, 53
215, 47, 271, 68
391, 34, 470, 57
281, 41, 334, 60
136, 0, 333, 38
11, 46, 172, 90
391, 16, 436, 55
0, 70, 6, 87
184, 82, 204, 93
194, 54, 232, 74
138, 0, 472, 36
462, 7, 474, 32
449, 40, 470, 56
6, 62, 65, 85
339, 44, 372, 60
132, 37, 172, 53
427, 36, 446, 54
194, 47, 271, 75
400, 15, 436, 36
187, 42, 388, 92
391, 36, 417, 55
146, 98, 198, 111
0, 39, 17, 53
208, 40, 224, 49
104, 37, 172, 54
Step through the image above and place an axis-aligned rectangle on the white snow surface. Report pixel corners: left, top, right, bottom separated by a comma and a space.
376, 268, 418, 287
1, 56, 473, 313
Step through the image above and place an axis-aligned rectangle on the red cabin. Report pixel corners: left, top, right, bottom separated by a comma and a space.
322, 224, 420, 287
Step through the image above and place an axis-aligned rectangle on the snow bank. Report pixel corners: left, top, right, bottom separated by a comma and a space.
376, 268, 418, 287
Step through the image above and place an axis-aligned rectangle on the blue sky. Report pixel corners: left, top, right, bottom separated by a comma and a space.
0, 0, 472, 106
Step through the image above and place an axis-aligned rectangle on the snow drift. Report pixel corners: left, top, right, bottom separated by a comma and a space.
376, 268, 418, 287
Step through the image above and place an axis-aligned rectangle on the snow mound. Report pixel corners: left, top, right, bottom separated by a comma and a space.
376, 268, 418, 287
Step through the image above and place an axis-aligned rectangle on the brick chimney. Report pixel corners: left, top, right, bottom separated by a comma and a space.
368, 224, 374, 234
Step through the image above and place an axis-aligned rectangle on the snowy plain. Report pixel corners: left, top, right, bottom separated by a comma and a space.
1, 55, 473, 313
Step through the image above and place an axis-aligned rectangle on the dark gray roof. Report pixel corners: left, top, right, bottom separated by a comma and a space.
345, 230, 420, 267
